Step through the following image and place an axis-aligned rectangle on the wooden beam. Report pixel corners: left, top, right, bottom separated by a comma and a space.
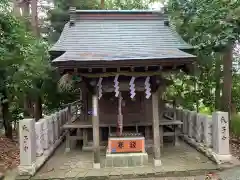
78, 71, 163, 78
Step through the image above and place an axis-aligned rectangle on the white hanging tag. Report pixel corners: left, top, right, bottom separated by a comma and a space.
97, 77, 103, 99
129, 76, 136, 99
145, 76, 151, 99
114, 74, 119, 97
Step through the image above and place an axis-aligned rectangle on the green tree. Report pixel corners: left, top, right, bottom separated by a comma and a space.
167, 0, 240, 114
0, 7, 29, 138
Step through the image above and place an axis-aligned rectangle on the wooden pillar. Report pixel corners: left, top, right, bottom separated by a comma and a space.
173, 99, 176, 121
80, 81, 88, 121
92, 94, 100, 168
83, 129, 88, 147
173, 125, 180, 146
152, 91, 161, 166
159, 98, 164, 147
117, 92, 123, 136
65, 129, 71, 152
145, 126, 151, 140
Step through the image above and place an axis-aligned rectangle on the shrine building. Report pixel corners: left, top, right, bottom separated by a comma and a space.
50, 8, 196, 168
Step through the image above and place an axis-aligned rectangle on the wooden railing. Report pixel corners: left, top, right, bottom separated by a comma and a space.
163, 100, 177, 120
62, 100, 83, 122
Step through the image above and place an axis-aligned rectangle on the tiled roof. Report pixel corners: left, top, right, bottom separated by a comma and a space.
50, 10, 195, 62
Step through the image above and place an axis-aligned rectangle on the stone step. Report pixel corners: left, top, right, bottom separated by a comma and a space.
105, 152, 148, 168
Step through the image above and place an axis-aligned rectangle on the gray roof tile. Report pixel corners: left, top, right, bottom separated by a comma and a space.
53, 49, 195, 62
50, 11, 195, 62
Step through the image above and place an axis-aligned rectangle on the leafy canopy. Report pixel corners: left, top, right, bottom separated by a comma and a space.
168, 0, 240, 52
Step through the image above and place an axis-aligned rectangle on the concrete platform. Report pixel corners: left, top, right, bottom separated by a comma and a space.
28, 140, 218, 179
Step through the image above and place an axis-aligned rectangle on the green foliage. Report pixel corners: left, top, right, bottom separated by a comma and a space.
198, 106, 212, 115
168, 0, 240, 51
0, 0, 10, 12
0, 5, 60, 121
230, 114, 240, 136
11, 39, 51, 99
104, 0, 157, 10
167, 0, 240, 112
232, 73, 240, 111
0, 12, 28, 103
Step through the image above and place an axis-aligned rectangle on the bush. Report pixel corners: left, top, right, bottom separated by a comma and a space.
230, 114, 240, 136
199, 106, 212, 115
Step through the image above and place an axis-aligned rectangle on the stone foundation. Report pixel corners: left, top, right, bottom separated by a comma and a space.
105, 152, 148, 167
82, 141, 106, 151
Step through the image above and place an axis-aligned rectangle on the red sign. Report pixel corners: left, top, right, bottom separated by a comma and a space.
108, 138, 145, 153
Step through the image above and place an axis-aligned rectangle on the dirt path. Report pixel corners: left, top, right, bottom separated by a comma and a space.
0, 131, 19, 176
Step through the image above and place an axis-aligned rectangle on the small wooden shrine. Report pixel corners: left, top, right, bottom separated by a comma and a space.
50, 9, 196, 168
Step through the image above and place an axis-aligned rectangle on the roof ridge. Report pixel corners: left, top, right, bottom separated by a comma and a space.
69, 8, 168, 22
73, 9, 165, 14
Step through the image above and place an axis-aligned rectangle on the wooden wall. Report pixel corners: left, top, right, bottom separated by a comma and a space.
98, 91, 152, 125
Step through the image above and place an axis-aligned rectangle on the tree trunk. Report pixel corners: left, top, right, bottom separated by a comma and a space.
12, 0, 21, 16
100, 0, 105, 9
221, 46, 233, 117
214, 56, 221, 110
30, 0, 43, 121
31, 0, 40, 36
34, 96, 42, 121
1, 92, 12, 139
23, 94, 32, 118
22, 0, 30, 18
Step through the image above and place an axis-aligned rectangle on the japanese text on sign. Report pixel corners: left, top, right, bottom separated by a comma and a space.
130, 141, 136, 148
118, 141, 124, 149
221, 116, 227, 140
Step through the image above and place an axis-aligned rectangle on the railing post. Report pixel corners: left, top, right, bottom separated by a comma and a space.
196, 114, 203, 142
212, 111, 232, 161
187, 111, 194, 138
53, 113, 59, 142
18, 118, 36, 175
202, 115, 212, 147
67, 104, 72, 121
47, 116, 54, 147
182, 110, 188, 135
35, 121, 44, 157
42, 118, 49, 151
